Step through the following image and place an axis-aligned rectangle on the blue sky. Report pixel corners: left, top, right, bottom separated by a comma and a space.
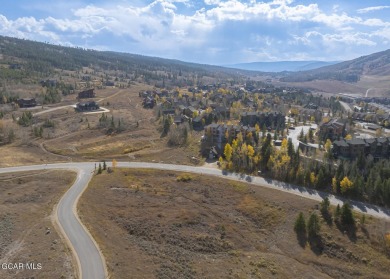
1, 0, 390, 65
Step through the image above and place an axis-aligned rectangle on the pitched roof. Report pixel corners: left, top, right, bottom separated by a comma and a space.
333, 140, 349, 147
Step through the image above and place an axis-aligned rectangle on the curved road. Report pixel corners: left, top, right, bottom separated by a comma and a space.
1, 162, 390, 279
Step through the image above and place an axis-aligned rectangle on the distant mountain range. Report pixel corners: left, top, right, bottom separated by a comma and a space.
279, 48, 390, 83
1, 35, 390, 88
226, 61, 340, 72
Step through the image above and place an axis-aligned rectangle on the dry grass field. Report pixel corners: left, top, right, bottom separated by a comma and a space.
79, 169, 390, 279
0, 82, 202, 167
0, 170, 77, 279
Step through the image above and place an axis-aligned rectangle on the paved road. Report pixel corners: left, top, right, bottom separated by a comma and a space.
0, 163, 106, 279
1, 161, 390, 279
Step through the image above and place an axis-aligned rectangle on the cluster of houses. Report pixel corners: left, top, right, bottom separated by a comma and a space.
240, 111, 285, 129
140, 89, 170, 108
201, 111, 285, 157
15, 89, 98, 112
140, 89, 235, 130
139, 85, 293, 135
352, 111, 390, 127
75, 89, 100, 112
202, 123, 258, 157
332, 137, 390, 159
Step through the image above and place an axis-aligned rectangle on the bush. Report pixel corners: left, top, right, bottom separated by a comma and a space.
176, 174, 192, 182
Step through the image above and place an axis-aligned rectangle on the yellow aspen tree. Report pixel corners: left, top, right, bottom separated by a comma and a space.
325, 139, 332, 153
224, 143, 233, 162
281, 138, 288, 153
310, 172, 317, 185
218, 156, 224, 168
255, 124, 260, 134
247, 145, 255, 157
340, 176, 353, 193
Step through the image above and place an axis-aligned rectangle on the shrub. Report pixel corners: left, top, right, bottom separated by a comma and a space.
176, 174, 192, 182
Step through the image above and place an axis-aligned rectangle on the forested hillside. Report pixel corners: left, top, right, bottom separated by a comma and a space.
280, 48, 390, 83
0, 36, 253, 88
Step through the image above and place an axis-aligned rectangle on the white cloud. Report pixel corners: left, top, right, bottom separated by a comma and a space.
0, 0, 390, 64
373, 27, 390, 40
204, 0, 221, 5
363, 18, 389, 27
357, 6, 390, 14
306, 31, 376, 46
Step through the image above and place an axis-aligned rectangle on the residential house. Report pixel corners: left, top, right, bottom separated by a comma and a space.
202, 123, 257, 156
143, 97, 156, 108
78, 89, 95, 99
319, 118, 345, 141
332, 137, 390, 159
184, 106, 198, 118
105, 81, 115, 87
214, 106, 230, 119
240, 111, 285, 129
192, 116, 204, 130
76, 101, 99, 112
173, 115, 189, 125
17, 98, 37, 108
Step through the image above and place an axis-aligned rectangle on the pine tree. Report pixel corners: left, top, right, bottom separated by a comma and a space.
320, 197, 330, 216
341, 202, 355, 226
308, 128, 314, 143
103, 160, 107, 170
307, 212, 320, 238
97, 163, 102, 174
334, 204, 341, 222
294, 212, 306, 235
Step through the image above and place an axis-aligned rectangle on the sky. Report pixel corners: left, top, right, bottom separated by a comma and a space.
0, 0, 390, 65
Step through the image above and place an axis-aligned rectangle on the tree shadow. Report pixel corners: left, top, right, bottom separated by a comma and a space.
321, 210, 333, 226
360, 225, 370, 239
309, 235, 324, 255
296, 231, 307, 248
336, 221, 357, 242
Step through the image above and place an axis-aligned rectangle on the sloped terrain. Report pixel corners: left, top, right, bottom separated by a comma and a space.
280, 49, 390, 84
0, 170, 76, 279
80, 169, 390, 279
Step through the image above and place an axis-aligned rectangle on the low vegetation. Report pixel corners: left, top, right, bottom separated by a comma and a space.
80, 169, 390, 279
0, 170, 76, 279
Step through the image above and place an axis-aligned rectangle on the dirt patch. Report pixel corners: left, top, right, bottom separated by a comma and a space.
79, 169, 390, 279
0, 170, 77, 279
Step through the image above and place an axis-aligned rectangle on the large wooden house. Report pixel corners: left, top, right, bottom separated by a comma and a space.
17, 98, 37, 108
76, 101, 99, 112
78, 89, 95, 99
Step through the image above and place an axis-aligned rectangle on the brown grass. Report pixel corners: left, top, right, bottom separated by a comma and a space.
79, 169, 390, 279
0, 170, 77, 279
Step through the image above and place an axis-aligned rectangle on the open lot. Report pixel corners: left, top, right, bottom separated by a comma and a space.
0, 170, 77, 279
79, 169, 390, 279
